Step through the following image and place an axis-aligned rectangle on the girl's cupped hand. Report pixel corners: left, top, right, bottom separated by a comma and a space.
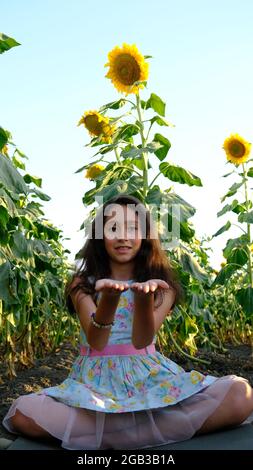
95, 279, 130, 296
131, 279, 170, 295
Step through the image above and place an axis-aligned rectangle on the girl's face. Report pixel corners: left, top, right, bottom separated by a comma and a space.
103, 204, 143, 264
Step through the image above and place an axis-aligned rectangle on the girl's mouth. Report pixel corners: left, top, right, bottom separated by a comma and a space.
115, 246, 131, 253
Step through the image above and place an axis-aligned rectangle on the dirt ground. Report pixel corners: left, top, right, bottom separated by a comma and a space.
0, 341, 253, 441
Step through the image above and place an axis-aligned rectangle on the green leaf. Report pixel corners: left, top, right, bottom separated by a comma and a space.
0, 188, 18, 217
95, 177, 143, 202
235, 287, 253, 317
0, 261, 11, 302
15, 148, 29, 160
247, 167, 253, 177
25, 201, 45, 218
140, 100, 147, 110
212, 221, 231, 237
211, 264, 238, 287
232, 202, 248, 214
0, 205, 9, 228
222, 171, 235, 178
227, 247, 248, 266
223, 234, 250, 259
35, 222, 60, 241
149, 116, 171, 127
179, 221, 195, 242
152, 134, 171, 160
180, 251, 208, 283
159, 162, 202, 186
12, 155, 26, 170
238, 210, 253, 224
217, 202, 233, 217
0, 226, 9, 245
9, 231, 32, 260
147, 186, 196, 222
0, 153, 28, 194
146, 93, 166, 117
31, 238, 56, 257
146, 141, 163, 153
217, 199, 246, 217
99, 99, 126, 111
221, 180, 245, 202
0, 128, 9, 150
0, 33, 20, 54
74, 157, 106, 174
132, 157, 144, 170
28, 187, 51, 201
144, 55, 153, 59
116, 124, 139, 141
23, 174, 42, 187
121, 146, 141, 159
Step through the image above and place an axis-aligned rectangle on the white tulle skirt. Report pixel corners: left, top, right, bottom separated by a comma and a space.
2, 375, 245, 450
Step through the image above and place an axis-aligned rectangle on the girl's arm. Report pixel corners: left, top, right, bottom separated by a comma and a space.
131, 280, 176, 349
70, 278, 129, 351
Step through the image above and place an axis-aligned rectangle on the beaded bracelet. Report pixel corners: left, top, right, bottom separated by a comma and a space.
90, 312, 114, 329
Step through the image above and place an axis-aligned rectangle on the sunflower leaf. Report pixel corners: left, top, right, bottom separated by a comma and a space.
180, 251, 208, 283
146, 93, 166, 117
0, 33, 20, 54
211, 264, 238, 287
217, 199, 241, 217
238, 210, 253, 224
159, 162, 202, 187
222, 171, 235, 178
247, 167, 253, 177
116, 124, 139, 141
152, 134, 171, 160
223, 234, 250, 258
235, 287, 253, 317
149, 116, 175, 127
221, 180, 245, 202
23, 174, 42, 188
99, 99, 126, 112
12, 155, 26, 170
227, 247, 248, 266
14, 148, 29, 160
0, 127, 10, 150
212, 221, 231, 237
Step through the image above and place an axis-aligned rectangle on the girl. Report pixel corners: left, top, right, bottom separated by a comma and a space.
3, 194, 253, 450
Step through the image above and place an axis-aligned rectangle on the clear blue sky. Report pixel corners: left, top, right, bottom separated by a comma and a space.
1, 0, 253, 268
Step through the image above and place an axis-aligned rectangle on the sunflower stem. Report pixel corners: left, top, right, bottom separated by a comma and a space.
231, 223, 247, 234
136, 93, 148, 199
149, 171, 162, 188
242, 163, 253, 287
115, 164, 142, 177
114, 148, 120, 163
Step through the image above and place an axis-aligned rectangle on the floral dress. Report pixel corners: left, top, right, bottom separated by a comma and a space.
3, 281, 246, 449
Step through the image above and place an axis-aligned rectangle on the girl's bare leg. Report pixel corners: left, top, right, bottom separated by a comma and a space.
10, 409, 55, 440
197, 379, 253, 435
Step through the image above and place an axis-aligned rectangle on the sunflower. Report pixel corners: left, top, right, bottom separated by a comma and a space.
105, 43, 149, 95
85, 164, 105, 180
78, 111, 115, 143
223, 134, 251, 165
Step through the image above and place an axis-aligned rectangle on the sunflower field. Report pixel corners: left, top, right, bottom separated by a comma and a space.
1, 36, 253, 376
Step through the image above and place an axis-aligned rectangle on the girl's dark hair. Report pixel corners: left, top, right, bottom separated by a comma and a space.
65, 194, 184, 313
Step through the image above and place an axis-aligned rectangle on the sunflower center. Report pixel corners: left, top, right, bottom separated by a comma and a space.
228, 140, 246, 158
84, 115, 103, 136
115, 54, 141, 86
